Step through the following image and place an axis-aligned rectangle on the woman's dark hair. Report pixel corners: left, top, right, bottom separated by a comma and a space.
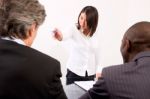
77, 6, 99, 37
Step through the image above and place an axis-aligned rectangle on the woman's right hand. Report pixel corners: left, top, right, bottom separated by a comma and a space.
53, 28, 63, 41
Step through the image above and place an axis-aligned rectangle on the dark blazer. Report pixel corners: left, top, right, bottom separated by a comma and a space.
80, 51, 150, 99
0, 39, 67, 99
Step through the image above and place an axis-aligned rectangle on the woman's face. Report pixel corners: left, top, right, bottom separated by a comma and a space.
79, 12, 88, 31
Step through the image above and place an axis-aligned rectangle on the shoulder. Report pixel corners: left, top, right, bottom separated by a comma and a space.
66, 24, 79, 33
102, 64, 124, 76
90, 35, 100, 49
61, 24, 79, 39
102, 62, 135, 79
21, 45, 60, 68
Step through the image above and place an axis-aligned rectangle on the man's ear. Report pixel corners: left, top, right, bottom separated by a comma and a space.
124, 39, 131, 52
24, 23, 37, 46
28, 23, 37, 37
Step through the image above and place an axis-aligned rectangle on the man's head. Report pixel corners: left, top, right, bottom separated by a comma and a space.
0, 0, 46, 46
121, 21, 150, 63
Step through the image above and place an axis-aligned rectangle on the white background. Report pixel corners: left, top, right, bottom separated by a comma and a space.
32, 0, 150, 83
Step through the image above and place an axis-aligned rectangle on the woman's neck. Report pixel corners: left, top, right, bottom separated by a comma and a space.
82, 29, 90, 36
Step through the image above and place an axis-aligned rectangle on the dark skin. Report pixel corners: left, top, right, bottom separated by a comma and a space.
120, 21, 150, 63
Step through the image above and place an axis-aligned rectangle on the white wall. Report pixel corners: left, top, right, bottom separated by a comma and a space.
127, 0, 150, 27
32, 0, 150, 81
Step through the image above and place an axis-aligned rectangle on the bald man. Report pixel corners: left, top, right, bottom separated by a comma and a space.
79, 21, 150, 99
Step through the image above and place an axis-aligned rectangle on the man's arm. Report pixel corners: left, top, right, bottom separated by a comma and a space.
79, 76, 109, 99
48, 61, 67, 99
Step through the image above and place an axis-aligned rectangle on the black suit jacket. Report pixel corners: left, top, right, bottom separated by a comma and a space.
80, 51, 150, 99
0, 39, 67, 99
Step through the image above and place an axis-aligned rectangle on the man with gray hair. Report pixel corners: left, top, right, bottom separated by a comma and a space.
0, 0, 67, 98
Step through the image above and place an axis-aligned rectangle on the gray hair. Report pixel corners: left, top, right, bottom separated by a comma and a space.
0, 0, 46, 39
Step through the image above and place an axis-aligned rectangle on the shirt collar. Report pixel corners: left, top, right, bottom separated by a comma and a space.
132, 51, 150, 61
2, 37, 26, 46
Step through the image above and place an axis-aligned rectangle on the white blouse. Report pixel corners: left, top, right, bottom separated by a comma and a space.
62, 24, 102, 76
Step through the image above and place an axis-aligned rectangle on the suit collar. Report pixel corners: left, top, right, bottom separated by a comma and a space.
1, 37, 25, 46
132, 51, 150, 61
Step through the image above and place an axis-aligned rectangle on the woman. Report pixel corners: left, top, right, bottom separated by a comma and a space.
54, 6, 101, 85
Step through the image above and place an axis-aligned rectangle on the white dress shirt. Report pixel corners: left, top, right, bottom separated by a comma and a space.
2, 37, 25, 45
62, 24, 101, 76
